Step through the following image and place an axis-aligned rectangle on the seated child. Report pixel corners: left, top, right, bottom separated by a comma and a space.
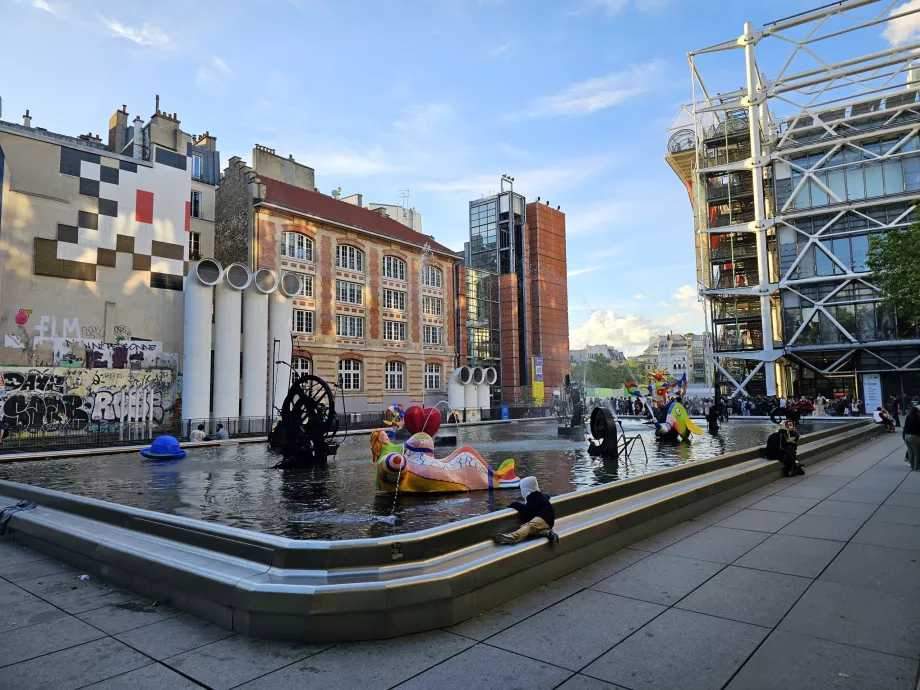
494, 476, 559, 545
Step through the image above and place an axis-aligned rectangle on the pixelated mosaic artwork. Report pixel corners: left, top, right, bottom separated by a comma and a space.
34, 146, 193, 291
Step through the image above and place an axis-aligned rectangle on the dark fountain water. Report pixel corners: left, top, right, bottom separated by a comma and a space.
0, 418, 839, 540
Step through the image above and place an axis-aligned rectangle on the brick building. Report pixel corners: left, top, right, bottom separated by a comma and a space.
215, 148, 460, 412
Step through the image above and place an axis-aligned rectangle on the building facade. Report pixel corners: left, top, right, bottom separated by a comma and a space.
666, 0, 920, 403
215, 148, 459, 413
570, 344, 627, 364
458, 187, 570, 404
0, 99, 218, 432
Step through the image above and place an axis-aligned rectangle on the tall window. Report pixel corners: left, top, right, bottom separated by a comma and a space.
338, 359, 361, 391
336, 245, 364, 272
422, 265, 443, 288
282, 232, 314, 261
190, 190, 202, 218
292, 309, 314, 334
384, 321, 407, 341
423, 295, 443, 316
336, 315, 364, 339
383, 256, 406, 280
192, 154, 202, 179
293, 273, 313, 298
424, 325, 443, 345
425, 363, 442, 390
336, 280, 363, 305
189, 231, 201, 259
383, 289, 406, 311
292, 357, 312, 377
385, 361, 405, 390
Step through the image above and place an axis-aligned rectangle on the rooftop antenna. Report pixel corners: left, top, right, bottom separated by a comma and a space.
397, 189, 409, 209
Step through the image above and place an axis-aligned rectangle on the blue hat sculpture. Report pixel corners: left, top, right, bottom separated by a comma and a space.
140, 435, 187, 460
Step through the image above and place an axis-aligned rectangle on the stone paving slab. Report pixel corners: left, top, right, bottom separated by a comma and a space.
853, 518, 920, 551
819, 542, 920, 597
715, 507, 799, 533
84, 662, 203, 689
734, 533, 845, 577
748, 494, 822, 514
805, 499, 879, 520
113, 613, 236, 660
76, 598, 184, 635
590, 553, 723, 606
0, 555, 74, 582
15, 571, 138, 614
0, 613, 104, 667
778, 513, 866, 541
659, 526, 768, 564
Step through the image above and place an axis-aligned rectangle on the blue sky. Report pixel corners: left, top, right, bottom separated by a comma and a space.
3, 0, 913, 355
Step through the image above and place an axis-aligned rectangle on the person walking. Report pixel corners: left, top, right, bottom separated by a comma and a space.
903, 406, 920, 470
887, 396, 902, 428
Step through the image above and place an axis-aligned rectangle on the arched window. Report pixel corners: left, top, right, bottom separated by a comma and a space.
425, 363, 442, 390
292, 357, 312, 377
338, 359, 362, 391
385, 361, 405, 391
281, 232, 313, 261
383, 256, 406, 280
336, 245, 364, 272
422, 265, 443, 288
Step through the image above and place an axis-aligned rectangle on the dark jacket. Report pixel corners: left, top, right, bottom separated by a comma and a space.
509, 491, 555, 528
903, 412, 920, 437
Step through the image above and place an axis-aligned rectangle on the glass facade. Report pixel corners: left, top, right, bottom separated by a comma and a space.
465, 267, 500, 367
469, 200, 498, 272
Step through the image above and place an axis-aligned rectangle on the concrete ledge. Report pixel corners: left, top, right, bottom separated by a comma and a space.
0, 420, 878, 641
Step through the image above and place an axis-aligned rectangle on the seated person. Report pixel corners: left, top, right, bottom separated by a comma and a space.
189, 424, 206, 442
494, 477, 559, 545
765, 420, 804, 476
873, 407, 896, 432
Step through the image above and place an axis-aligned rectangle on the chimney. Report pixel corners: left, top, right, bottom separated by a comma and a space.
133, 116, 144, 159
22, 109, 31, 127
108, 106, 129, 154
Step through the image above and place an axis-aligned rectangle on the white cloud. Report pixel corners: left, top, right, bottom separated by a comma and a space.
33, 0, 64, 17
568, 266, 600, 277
197, 55, 231, 86
303, 146, 397, 176
883, 0, 920, 46
634, 293, 645, 299
393, 103, 452, 134
570, 310, 664, 355
512, 60, 662, 119
660, 284, 705, 333
97, 15, 173, 50
485, 41, 515, 60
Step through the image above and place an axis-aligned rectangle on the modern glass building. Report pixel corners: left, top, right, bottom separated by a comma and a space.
666, 0, 920, 403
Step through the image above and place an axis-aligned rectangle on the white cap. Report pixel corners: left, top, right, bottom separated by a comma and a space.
520, 476, 540, 498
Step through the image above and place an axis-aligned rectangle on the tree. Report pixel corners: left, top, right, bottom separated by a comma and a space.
867, 220, 920, 327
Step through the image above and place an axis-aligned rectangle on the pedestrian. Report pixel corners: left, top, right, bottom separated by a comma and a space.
215, 423, 229, 440
190, 424, 206, 442
494, 476, 559, 545
887, 396, 902, 428
903, 406, 920, 471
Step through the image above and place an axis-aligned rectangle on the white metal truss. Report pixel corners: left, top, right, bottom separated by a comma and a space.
669, 0, 920, 398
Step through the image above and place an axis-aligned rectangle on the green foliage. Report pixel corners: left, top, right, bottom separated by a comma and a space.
867, 220, 920, 327
570, 356, 650, 390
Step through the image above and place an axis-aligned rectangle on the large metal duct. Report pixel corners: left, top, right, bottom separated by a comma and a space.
447, 366, 471, 410
182, 259, 222, 422
269, 273, 301, 417
241, 269, 277, 419
478, 367, 497, 408
466, 366, 485, 409
212, 263, 251, 422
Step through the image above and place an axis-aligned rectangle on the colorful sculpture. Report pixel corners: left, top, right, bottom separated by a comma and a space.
403, 405, 441, 437
383, 402, 405, 430
370, 429, 520, 493
653, 400, 703, 440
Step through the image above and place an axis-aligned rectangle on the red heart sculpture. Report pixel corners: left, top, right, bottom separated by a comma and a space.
404, 406, 441, 437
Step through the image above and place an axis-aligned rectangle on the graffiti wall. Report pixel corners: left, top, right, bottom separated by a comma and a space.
0, 367, 179, 432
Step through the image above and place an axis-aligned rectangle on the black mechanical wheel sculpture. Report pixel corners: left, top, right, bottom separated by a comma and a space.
269, 374, 339, 465
588, 406, 618, 456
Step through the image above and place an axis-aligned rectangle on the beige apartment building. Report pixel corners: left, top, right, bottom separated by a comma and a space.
215, 147, 459, 412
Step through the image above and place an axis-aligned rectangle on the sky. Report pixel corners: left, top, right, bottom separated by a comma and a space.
3, 0, 918, 355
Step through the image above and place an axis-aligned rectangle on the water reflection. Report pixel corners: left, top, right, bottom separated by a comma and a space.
0, 419, 837, 539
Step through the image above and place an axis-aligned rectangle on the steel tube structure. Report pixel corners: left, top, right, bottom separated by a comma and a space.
241, 269, 276, 419
182, 259, 222, 421
269, 273, 299, 417
212, 264, 250, 422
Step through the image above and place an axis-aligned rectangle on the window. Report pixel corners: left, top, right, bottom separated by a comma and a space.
292, 309, 314, 334
192, 154, 202, 179
336, 245, 364, 272
189, 231, 201, 259
425, 363, 442, 390
338, 359, 361, 391
385, 361, 405, 390
292, 357, 312, 377
282, 232, 314, 261
336, 315, 364, 339
336, 280, 363, 305
422, 265, 443, 288
384, 320, 407, 341
294, 273, 313, 298
190, 190, 202, 219
383, 289, 406, 311
423, 325, 443, 345
383, 256, 406, 280
423, 295, 443, 316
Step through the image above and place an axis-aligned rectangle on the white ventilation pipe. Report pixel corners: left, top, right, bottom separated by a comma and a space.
466, 366, 485, 409
212, 263, 250, 423
182, 259, 222, 423
269, 272, 300, 417
478, 367, 496, 408
447, 366, 471, 410
241, 269, 276, 419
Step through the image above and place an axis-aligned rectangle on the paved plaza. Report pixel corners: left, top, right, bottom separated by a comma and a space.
1, 433, 919, 689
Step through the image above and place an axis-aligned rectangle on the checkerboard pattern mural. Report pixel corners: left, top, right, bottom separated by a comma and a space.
34, 146, 192, 291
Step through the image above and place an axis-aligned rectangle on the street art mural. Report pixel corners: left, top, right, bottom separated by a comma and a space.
0, 367, 179, 432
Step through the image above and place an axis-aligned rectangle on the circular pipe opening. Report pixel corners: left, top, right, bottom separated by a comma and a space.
195, 258, 223, 286
458, 366, 472, 385
252, 268, 278, 294
471, 367, 485, 385
279, 272, 302, 298
484, 367, 498, 385
224, 263, 252, 290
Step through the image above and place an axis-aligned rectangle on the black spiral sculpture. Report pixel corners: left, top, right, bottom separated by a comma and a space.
269, 374, 339, 465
